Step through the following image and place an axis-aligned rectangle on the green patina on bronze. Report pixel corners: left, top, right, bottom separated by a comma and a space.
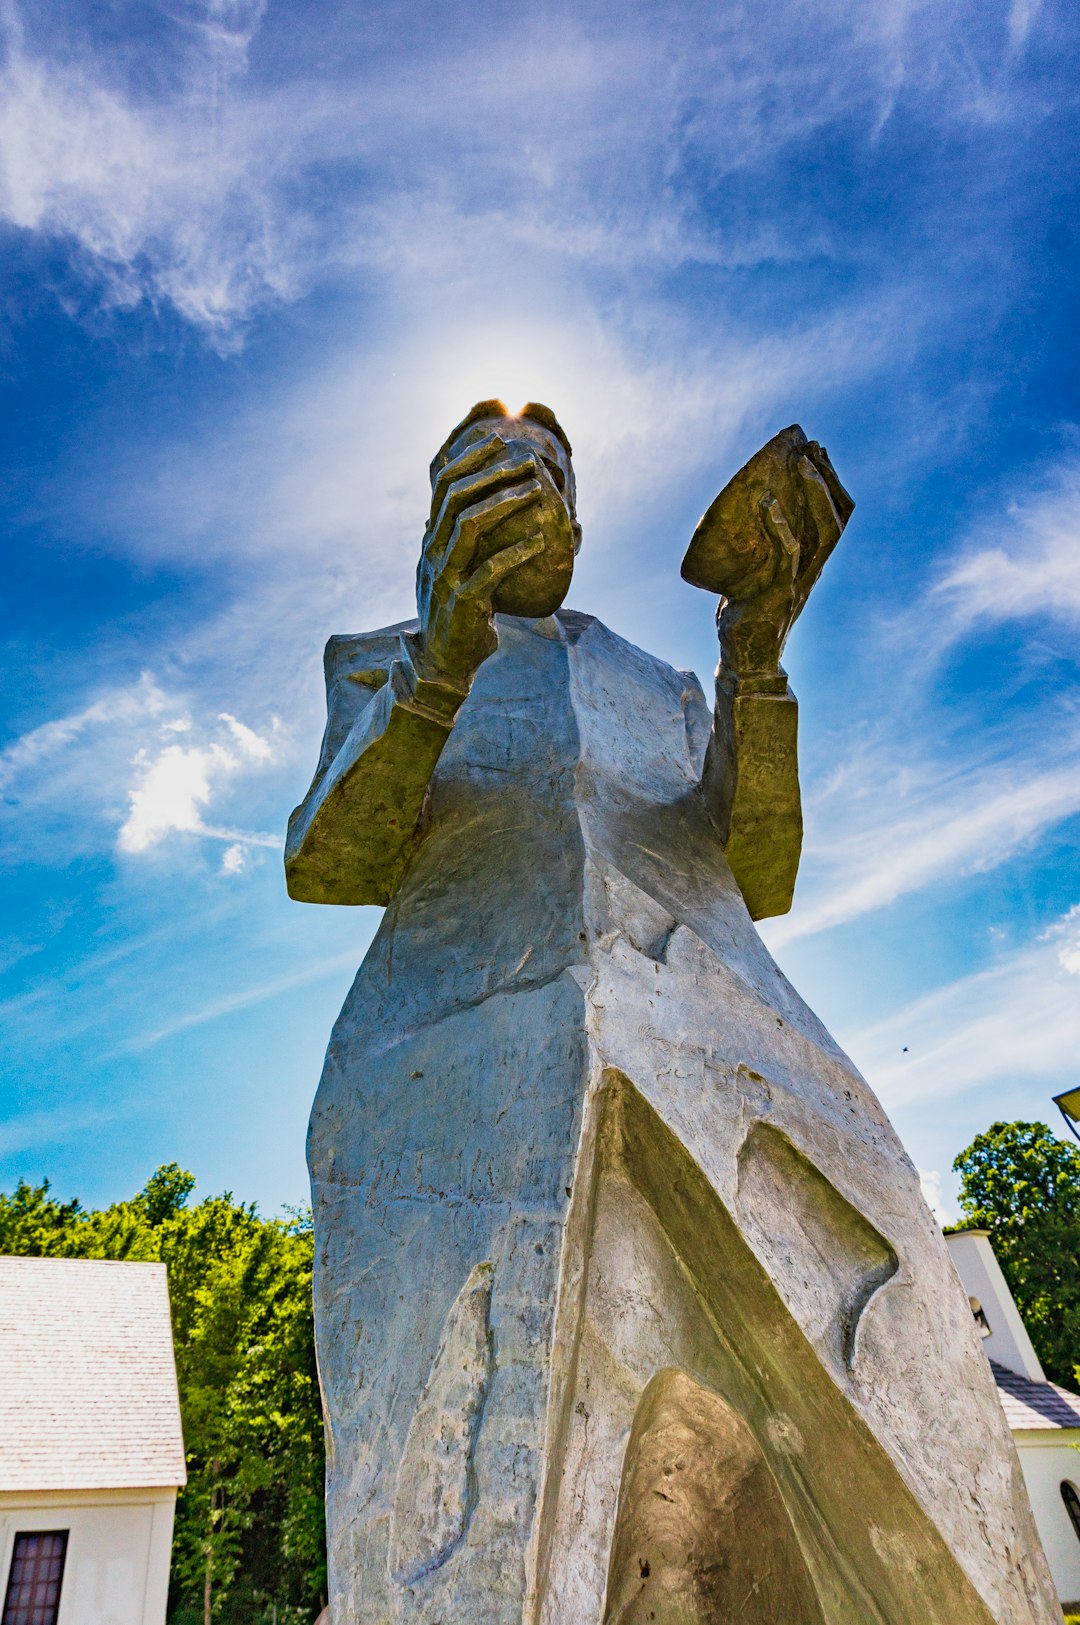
684, 422, 854, 919
287, 409, 854, 922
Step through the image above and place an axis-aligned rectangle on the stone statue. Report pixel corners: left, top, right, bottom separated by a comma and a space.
286, 402, 1058, 1624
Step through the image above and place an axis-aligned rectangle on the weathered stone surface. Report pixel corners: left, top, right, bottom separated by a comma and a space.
388, 1261, 493, 1591
287, 408, 1059, 1623
603, 1368, 825, 1623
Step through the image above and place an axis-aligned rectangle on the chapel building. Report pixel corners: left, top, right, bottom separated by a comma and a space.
0, 1256, 186, 1625
947, 1228, 1080, 1610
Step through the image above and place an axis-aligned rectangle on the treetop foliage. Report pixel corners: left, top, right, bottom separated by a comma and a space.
0, 1167, 325, 1625
953, 1120, 1080, 1391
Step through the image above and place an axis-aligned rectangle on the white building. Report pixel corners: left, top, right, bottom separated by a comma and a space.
0, 1257, 186, 1625
947, 1228, 1080, 1610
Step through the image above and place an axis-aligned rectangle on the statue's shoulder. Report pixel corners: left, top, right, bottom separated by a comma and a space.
551, 607, 598, 644
555, 608, 712, 769
555, 608, 703, 693
323, 619, 418, 690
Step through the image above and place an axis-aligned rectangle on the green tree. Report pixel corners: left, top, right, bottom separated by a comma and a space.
953, 1120, 1080, 1389
0, 1168, 326, 1625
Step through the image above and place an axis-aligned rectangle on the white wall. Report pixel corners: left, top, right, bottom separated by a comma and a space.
944, 1229, 1045, 1381
1016, 1438, 1080, 1607
0, 1488, 176, 1625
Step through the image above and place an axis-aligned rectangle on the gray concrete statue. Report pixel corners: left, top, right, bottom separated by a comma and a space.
286, 403, 1058, 1624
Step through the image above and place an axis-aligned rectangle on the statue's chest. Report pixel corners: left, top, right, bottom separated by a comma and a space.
430, 620, 579, 806
428, 617, 701, 820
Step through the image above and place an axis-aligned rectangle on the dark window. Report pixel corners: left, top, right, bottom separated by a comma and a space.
1, 1531, 68, 1625
1062, 1481, 1080, 1545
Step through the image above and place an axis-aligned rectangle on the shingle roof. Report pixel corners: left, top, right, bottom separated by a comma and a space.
991, 1359, 1080, 1433
0, 1256, 186, 1491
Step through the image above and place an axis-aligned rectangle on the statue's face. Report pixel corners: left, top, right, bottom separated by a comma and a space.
439, 413, 580, 551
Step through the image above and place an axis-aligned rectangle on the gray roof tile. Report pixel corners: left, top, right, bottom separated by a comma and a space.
991, 1359, 1080, 1432
0, 1256, 186, 1490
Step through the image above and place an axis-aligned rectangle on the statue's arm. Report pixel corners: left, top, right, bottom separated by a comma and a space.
284, 629, 468, 906
684, 429, 854, 921
701, 669, 803, 921
286, 428, 559, 907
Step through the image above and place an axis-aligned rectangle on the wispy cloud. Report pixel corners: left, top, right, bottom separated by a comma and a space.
117, 947, 359, 1052
117, 711, 280, 856
0, 0, 288, 342
0, 672, 167, 790
768, 729, 1080, 947
1008, 0, 1043, 50
847, 903, 1080, 1109
0, 0, 1055, 344
1058, 910, 1080, 974
763, 441, 1080, 948
935, 454, 1080, 630
0, 1101, 119, 1159
1, 675, 282, 868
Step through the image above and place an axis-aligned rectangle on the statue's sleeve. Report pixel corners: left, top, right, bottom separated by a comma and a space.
701, 669, 802, 923
285, 624, 468, 906
681, 426, 853, 923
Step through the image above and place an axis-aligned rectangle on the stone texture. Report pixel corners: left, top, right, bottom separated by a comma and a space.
388, 1261, 494, 1590
603, 1368, 826, 1623
292, 607, 1059, 1624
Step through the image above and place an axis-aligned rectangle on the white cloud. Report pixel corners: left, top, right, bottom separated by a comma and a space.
766, 732, 1080, 947
0, 672, 167, 791
0, 0, 290, 342
218, 712, 273, 763
918, 1168, 956, 1227
117, 710, 280, 855
1008, 0, 1043, 50
760, 443, 1080, 950
935, 456, 1080, 630
1051, 904, 1080, 975
221, 842, 247, 875
846, 904, 1080, 1111
0, 0, 1044, 345
1, 671, 286, 871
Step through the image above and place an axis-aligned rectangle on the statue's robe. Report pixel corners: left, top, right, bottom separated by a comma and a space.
295, 609, 1057, 1624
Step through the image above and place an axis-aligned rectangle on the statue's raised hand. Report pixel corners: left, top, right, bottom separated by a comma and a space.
415, 432, 549, 686
415, 425, 578, 688
682, 426, 854, 679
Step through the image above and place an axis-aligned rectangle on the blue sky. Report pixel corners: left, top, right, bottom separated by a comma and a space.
1, 0, 1078, 1223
